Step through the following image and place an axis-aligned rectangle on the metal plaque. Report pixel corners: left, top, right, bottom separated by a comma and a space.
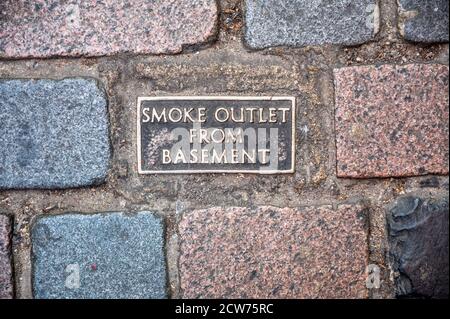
137, 96, 295, 174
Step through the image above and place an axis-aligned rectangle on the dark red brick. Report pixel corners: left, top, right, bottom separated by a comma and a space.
178, 205, 369, 299
334, 64, 449, 178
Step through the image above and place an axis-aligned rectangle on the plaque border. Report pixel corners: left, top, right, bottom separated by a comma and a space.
137, 96, 296, 175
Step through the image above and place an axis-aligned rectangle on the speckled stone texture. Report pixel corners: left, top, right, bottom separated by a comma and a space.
0, 215, 13, 299
32, 212, 167, 299
388, 196, 449, 299
0, 78, 110, 189
0, 0, 218, 58
399, 0, 449, 43
334, 64, 449, 178
178, 206, 369, 299
244, 0, 378, 49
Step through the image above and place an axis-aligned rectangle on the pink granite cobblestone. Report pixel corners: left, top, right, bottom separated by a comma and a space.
178, 205, 369, 299
334, 64, 449, 178
0, 0, 218, 58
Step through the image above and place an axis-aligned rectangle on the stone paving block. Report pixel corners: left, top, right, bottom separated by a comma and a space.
334, 64, 449, 178
32, 212, 167, 299
0, 78, 110, 189
388, 196, 449, 298
0, 0, 218, 58
244, 0, 379, 49
178, 205, 369, 299
0, 215, 13, 299
398, 0, 449, 43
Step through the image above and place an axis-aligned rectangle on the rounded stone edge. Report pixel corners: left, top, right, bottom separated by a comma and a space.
30, 211, 168, 299
0, 77, 112, 191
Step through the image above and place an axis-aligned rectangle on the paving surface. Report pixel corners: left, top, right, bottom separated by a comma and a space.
32, 212, 167, 299
388, 196, 449, 299
399, 0, 449, 43
244, 0, 378, 49
335, 64, 449, 178
0, 0, 218, 58
0, 0, 448, 300
0, 78, 110, 189
179, 205, 369, 299
0, 215, 13, 299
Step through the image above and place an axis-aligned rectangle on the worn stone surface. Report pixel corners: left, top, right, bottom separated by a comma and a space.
335, 64, 449, 178
0, 3, 447, 299
0, 0, 218, 58
244, 0, 379, 49
399, 0, 449, 43
32, 212, 167, 299
0, 215, 13, 299
178, 205, 369, 299
0, 78, 110, 189
388, 196, 449, 299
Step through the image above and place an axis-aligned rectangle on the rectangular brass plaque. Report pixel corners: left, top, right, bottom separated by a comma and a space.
137, 96, 295, 174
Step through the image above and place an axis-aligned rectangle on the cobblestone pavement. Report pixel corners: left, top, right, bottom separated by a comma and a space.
0, 0, 448, 299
